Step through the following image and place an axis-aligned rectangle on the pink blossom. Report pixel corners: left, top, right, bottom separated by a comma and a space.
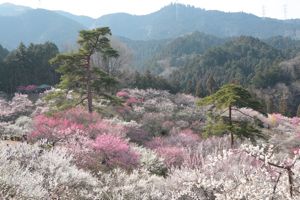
25, 85, 37, 91
116, 105, 132, 114
92, 134, 139, 169
29, 114, 86, 143
55, 107, 100, 125
126, 97, 140, 105
291, 117, 300, 126
155, 146, 186, 167
116, 91, 129, 98
88, 121, 126, 138
17, 85, 26, 91
146, 137, 165, 149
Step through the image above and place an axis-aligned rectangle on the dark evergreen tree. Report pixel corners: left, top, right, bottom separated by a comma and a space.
197, 84, 266, 147
195, 81, 202, 97
1, 42, 59, 93
297, 104, 300, 117
50, 27, 119, 113
206, 74, 216, 95
185, 80, 193, 94
279, 95, 288, 116
265, 97, 274, 114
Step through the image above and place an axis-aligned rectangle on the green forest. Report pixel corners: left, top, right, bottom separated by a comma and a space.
1, 32, 300, 116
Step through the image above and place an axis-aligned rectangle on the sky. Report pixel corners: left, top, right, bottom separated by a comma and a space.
0, 0, 299, 19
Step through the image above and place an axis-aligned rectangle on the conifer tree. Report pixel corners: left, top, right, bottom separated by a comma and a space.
185, 80, 193, 94
50, 27, 119, 113
297, 104, 300, 117
265, 97, 274, 114
206, 74, 216, 95
279, 95, 288, 116
197, 83, 266, 147
195, 81, 202, 97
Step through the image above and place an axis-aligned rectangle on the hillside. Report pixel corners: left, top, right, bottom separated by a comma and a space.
134, 31, 226, 73
0, 7, 85, 49
0, 3, 31, 16
1, 3, 300, 49
97, 4, 300, 40
168, 36, 285, 88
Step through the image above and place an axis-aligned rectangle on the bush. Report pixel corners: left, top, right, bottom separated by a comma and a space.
92, 134, 140, 170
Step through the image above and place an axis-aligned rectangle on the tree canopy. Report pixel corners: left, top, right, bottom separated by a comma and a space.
197, 83, 266, 146
50, 27, 119, 113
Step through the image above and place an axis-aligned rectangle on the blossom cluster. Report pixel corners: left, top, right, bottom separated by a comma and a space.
1, 88, 300, 199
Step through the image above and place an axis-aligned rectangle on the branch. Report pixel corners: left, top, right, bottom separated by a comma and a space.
272, 172, 282, 200
75, 97, 88, 107
219, 108, 229, 115
243, 149, 299, 198
232, 108, 259, 120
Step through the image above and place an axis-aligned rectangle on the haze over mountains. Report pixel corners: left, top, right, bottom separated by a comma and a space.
1, 3, 300, 49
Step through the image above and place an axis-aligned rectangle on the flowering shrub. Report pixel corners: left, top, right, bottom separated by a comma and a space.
0, 93, 34, 122
0, 116, 32, 138
30, 114, 85, 144
92, 134, 139, 170
116, 89, 205, 137
126, 127, 151, 145
116, 90, 129, 98
29, 108, 142, 171
133, 145, 167, 176
30, 108, 128, 143
2, 89, 300, 199
155, 146, 186, 167
0, 142, 101, 199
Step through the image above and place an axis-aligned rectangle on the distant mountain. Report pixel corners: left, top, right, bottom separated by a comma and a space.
0, 3, 31, 16
1, 3, 300, 50
129, 31, 226, 73
118, 36, 169, 70
97, 4, 300, 40
0, 8, 85, 49
168, 36, 287, 93
55, 11, 96, 28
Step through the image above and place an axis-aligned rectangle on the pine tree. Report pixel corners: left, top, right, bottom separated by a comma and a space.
206, 74, 216, 95
297, 104, 300, 117
50, 27, 119, 113
279, 95, 288, 116
195, 81, 202, 97
265, 97, 274, 114
185, 80, 193, 94
197, 83, 266, 147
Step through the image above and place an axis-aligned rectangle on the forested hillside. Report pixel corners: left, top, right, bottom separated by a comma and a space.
122, 33, 300, 116
1, 3, 300, 49
0, 42, 59, 93
97, 4, 300, 40
0, 7, 85, 49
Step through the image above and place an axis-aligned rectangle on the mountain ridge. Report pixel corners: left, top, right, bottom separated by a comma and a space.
1, 3, 300, 49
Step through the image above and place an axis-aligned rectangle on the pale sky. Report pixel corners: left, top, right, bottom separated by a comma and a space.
0, 0, 298, 19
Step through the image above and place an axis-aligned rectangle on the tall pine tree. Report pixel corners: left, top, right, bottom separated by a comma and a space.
197, 84, 266, 147
51, 27, 118, 113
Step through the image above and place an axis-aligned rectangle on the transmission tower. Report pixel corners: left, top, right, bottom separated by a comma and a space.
175, 0, 178, 21
283, 4, 287, 19
262, 5, 266, 18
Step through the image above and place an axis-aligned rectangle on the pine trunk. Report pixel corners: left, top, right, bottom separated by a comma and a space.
87, 56, 93, 113
229, 105, 233, 147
